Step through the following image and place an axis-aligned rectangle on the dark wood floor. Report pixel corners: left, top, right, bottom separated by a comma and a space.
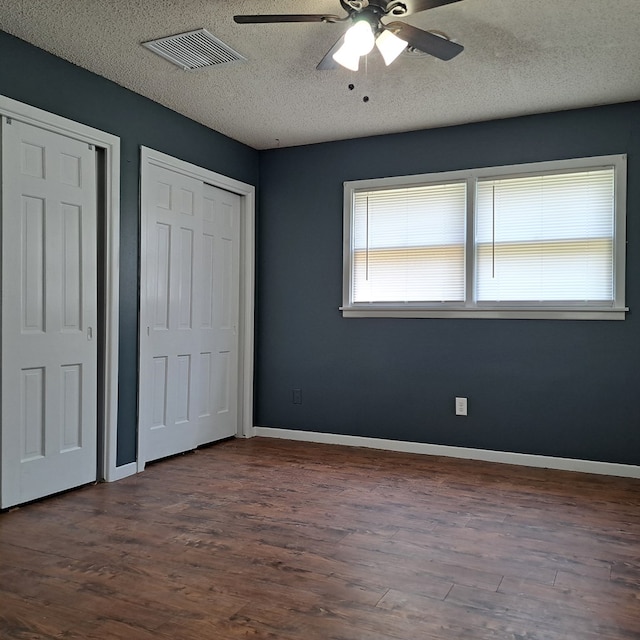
1, 437, 639, 639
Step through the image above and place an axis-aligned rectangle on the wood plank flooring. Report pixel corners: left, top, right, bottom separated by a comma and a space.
1, 437, 639, 639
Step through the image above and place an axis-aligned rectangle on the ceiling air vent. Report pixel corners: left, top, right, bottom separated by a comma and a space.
143, 29, 245, 70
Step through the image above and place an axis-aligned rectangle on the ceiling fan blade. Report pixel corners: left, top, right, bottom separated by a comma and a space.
387, 0, 464, 16
316, 34, 347, 70
234, 14, 340, 24
387, 21, 463, 60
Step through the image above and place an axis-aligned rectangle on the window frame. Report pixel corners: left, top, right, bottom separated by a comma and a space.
341, 155, 627, 320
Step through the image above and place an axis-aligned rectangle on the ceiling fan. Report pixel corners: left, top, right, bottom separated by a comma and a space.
233, 0, 464, 72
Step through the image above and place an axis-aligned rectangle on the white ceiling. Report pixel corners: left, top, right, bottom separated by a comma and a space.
1, 0, 639, 150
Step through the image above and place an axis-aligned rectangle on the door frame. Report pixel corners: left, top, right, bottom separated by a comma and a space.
0, 94, 123, 484
138, 147, 255, 471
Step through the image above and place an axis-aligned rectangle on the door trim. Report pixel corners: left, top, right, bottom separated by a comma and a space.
0, 95, 122, 483
138, 147, 255, 471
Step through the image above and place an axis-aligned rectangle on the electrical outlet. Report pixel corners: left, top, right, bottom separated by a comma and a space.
292, 389, 302, 405
455, 397, 468, 416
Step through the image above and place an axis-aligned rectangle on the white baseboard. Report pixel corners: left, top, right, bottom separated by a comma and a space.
104, 461, 137, 482
253, 427, 640, 479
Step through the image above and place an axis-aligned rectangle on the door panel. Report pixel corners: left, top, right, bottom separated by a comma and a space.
1, 118, 98, 508
197, 184, 240, 445
141, 164, 240, 462
142, 165, 201, 461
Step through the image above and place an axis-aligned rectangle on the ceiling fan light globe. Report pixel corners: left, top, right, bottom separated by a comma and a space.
376, 29, 407, 65
332, 43, 361, 71
344, 20, 375, 56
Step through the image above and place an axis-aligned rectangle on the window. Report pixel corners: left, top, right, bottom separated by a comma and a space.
342, 155, 627, 320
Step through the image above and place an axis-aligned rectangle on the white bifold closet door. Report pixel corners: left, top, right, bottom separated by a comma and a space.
140, 162, 240, 463
1, 117, 98, 509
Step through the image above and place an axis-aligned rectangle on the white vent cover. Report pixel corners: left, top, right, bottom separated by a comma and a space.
143, 29, 245, 70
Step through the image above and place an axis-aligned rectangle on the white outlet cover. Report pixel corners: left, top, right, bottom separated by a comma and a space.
455, 397, 468, 416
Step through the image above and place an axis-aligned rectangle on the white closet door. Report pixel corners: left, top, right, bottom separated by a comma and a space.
140, 163, 240, 463
197, 183, 240, 445
1, 117, 98, 508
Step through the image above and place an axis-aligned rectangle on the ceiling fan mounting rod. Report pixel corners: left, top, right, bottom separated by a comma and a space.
386, 2, 409, 16
342, 0, 369, 11
343, 0, 409, 16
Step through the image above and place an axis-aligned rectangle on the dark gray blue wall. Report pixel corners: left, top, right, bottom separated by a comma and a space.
0, 31, 259, 465
256, 103, 640, 465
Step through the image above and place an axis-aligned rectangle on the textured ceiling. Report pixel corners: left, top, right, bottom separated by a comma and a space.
1, 0, 639, 150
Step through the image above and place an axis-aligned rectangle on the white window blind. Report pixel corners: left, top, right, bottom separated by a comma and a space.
342, 155, 626, 319
352, 182, 467, 302
476, 168, 615, 303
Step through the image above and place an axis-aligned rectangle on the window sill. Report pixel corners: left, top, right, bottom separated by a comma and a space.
340, 306, 628, 321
